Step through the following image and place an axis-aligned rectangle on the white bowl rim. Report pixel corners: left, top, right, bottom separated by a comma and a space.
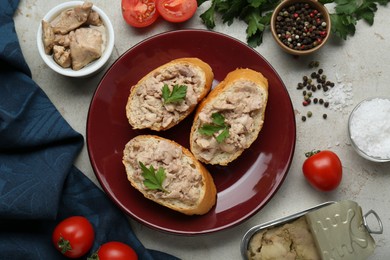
348, 96, 390, 162
36, 1, 115, 77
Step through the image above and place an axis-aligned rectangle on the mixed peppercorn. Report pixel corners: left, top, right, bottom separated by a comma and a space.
275, 3, 328, 51
297, 61, 335, 121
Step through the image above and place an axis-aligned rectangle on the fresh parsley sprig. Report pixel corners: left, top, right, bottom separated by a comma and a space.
162, 84, 187, 104
139, 161, 167, 192
320, 0, 389, 40
199, 112, 230, 143
198, 0, 280, 47
198, 0, 390, 47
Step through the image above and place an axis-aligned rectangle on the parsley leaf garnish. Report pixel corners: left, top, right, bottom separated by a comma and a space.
199, 112, 230, 143
162, 84, 187, 104
139, 161, 167, 192
198, 0, 390, 46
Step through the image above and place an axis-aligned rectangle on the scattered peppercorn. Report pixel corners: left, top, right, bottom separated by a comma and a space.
296, 61, 337, 122
309, 61, 320, 68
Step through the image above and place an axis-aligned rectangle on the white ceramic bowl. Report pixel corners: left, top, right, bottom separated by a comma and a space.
348, 97, 390, 162
37, 1, 114, 77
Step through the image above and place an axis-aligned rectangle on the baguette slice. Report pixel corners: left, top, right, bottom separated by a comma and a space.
126, 58, 214, 131
190, 68, 269, 166
122, 135, 217, 215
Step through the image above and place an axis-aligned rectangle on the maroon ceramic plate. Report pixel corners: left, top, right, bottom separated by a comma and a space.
87, 29, 296, 235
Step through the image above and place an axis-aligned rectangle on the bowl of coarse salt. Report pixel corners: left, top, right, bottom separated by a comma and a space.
348, 97, 390, 162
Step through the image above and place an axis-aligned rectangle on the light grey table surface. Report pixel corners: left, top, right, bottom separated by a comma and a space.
14, 0, 390, 259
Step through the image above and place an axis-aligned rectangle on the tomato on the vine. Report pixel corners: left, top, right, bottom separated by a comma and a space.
156, 0, 198, 23
122, 0, 159, 28
302, 150, 342, 192
52, 216, 95, 258
89, 241, 138, 260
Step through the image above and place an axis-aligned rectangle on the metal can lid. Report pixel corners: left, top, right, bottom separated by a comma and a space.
305, 200, 382, 260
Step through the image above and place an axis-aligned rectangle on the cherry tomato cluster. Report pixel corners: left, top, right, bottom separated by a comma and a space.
52, 216, 137, 260
121, 0, 198, 27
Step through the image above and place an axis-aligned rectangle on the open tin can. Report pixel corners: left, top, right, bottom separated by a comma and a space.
241, 200, 383, 260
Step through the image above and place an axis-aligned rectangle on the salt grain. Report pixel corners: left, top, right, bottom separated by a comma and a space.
324, 74, 353, 112
349, 98, 390, 159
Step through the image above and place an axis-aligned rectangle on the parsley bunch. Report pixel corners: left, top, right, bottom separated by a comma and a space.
198, 0, 279, 47
197, 0, 389, 47
321, 0, 390, 40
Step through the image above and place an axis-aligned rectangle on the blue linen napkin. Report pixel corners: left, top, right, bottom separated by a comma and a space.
0, 1, 179, 259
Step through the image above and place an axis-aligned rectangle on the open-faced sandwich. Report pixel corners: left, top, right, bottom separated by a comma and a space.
126, 57, 214, 131
122, 135, 217, 215
190, 68, 269, 166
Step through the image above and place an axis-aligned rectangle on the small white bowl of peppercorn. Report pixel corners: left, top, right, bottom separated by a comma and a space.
270, 0, 331, 55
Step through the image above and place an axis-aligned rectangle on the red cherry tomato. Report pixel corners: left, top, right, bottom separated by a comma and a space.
302, 150, 342, 192
52, 216, 95, 258
92, 242, 138, 260
122, 0, 159, 28
156, 0, 198, 23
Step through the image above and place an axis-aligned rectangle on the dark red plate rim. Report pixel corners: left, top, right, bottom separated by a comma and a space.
86, 29, 296, 235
